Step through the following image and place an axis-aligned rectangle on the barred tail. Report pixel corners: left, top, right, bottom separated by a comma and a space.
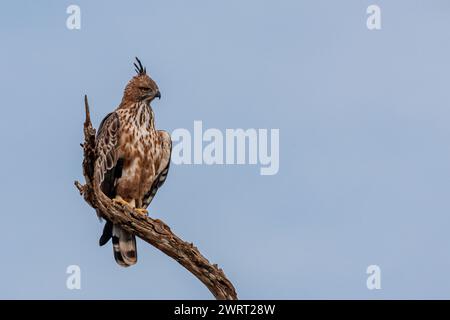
112, 225, 137, 267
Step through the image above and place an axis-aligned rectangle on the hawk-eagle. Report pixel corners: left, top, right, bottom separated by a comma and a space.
94, 58, 172, 267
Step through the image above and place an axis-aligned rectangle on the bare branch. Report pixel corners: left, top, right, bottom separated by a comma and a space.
75, 96, 237, 300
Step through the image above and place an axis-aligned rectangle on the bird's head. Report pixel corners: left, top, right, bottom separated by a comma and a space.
121, 57, 161, 105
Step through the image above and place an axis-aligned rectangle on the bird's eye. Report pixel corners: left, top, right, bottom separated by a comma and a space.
139, 86, 151, 91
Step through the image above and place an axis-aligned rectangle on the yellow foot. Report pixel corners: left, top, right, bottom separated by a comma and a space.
135, 208, 148, 215
113, 197, 131, 207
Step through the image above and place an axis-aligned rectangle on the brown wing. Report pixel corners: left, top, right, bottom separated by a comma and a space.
95, 112, 122, 246
142, 130, 172, 208
94, 112, 121, 191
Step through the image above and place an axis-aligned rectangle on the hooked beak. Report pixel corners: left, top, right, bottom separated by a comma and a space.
155, 90, 161, 100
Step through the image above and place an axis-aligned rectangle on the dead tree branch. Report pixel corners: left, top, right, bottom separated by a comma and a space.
74, 95, 237, 300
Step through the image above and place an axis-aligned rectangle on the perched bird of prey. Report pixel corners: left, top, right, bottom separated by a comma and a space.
94, 57, 172, 267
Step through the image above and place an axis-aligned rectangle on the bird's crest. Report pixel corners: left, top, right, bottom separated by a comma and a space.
134, 57, 146, 75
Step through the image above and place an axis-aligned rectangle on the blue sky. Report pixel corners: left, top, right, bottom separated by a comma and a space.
1, 0, 450, 299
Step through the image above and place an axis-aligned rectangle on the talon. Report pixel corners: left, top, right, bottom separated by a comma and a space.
135, 208, 148, 215
113, 196, 131, 207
